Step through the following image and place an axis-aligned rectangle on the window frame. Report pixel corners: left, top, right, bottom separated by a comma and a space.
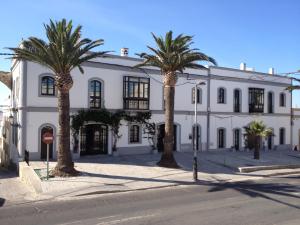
129, 124, 142, 144
233, 89, 241, 113
217, 128, 226, 148
217, 87, 226, 104
89, 79, 103, 109
279, 127, 285, 145
279, 93, 286, 107
192, 87, 202, 104
249, 88, 264, 113
268, 91, 274, 113
123, 76, 150, 110
40, 75, 56, 96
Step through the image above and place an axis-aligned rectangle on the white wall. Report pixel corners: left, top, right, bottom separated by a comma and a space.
14, 56, 294, 159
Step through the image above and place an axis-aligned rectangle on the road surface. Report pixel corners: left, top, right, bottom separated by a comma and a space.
1, 175, 300, 225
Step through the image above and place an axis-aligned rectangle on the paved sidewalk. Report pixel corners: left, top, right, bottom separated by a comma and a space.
0, 168, 36, 206
26, 150, 300, 200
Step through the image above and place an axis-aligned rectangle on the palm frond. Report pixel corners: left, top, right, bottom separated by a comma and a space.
8, 18, 106, 75
136, 31, 217, 75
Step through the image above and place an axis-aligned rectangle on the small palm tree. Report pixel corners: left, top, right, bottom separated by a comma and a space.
9, 19, 107, 176
136, 31, 216, 168
244, 121, 272, 160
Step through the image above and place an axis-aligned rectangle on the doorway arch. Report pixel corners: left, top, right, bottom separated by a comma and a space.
39, 124, 55, 160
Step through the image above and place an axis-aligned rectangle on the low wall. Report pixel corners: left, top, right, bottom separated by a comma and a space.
19, 161, 42, 193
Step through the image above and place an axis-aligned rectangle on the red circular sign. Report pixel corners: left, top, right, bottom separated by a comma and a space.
42, 132, 54, 144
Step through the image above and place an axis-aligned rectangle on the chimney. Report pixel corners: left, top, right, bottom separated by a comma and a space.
120, 48, 129, 57
240, 62, 246, 70
268, 67, 275, 75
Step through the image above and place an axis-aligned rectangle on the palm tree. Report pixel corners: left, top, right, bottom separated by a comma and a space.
136, 31, 217, 168
244, 121, 272, 160
9, 19, 107, 176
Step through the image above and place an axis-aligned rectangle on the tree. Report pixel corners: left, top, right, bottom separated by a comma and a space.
243, 121, 272, 160
9, 19, 107, 176
135, 31, 216, 168
71, 109, 152, 154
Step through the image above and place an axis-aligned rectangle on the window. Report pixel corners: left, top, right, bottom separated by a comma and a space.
233, 89, 241, 112
268, 92, 274, 113
217, 88, 226, 104
279, 93, 286, 107
41, 76, 55, 96
218, 128, 226, 148
192, 87, 202, 104
279, 128, 285, 145
89, 80, 102, 109
123, 76, 150, 110
129, 125, 140, 143
249, 88, 264, 113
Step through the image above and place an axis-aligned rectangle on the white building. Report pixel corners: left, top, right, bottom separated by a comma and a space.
0, 51, 295, 163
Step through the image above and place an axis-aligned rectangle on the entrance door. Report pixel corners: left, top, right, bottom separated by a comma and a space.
157, 124, 177, 152
233, 129, 240, 150
41, 126, 53, 160
80, 124, 108, 155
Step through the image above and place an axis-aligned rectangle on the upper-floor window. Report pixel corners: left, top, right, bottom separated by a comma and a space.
233, 89, 241, 112
218, 128, 226, 148
217, 88, 226, 104
129, 124, 141, 143
123, 76, 150, 110
192, 87, 202, 104
279, 93, 286, 107
249, 88, 264, 113
279, 127, 285, 145
89, 80, 102, 109
268, 92, 274, 113
41, 76, 55, 96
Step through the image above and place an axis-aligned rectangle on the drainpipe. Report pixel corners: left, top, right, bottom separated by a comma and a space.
290, 78, 293, 149
206, 68, 211, 151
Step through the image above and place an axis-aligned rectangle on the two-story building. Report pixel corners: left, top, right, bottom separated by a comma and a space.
0, 50, 294, 163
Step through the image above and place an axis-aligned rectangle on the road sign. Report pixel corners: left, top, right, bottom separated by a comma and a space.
42, 132, 53, 145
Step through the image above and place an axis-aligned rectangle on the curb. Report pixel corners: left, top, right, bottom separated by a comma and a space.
19, 162, 43, 193
238, 164, 300, 173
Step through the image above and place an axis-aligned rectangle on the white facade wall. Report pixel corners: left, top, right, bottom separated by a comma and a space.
8, 55, 295, 160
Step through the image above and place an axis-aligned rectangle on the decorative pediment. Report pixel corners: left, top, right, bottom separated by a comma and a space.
0, 71, 12, 90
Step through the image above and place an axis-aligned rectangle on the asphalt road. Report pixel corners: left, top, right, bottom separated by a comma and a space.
1, 175, 300, 225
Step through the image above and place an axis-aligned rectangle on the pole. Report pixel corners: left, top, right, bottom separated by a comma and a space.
193, 84, 198, 181
47, 144, 49, 180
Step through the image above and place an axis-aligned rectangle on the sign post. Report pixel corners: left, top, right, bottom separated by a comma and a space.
42, 132, 53, 180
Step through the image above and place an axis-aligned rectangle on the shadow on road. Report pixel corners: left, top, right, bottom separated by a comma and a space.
204, 179, 300, 209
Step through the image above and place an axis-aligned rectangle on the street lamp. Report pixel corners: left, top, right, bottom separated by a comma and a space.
193, 81, 206, 181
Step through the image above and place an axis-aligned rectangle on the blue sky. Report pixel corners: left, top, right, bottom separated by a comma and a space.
0, 0, 300, 106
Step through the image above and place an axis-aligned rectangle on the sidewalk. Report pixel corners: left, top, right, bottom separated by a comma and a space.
26, 149, 300, 200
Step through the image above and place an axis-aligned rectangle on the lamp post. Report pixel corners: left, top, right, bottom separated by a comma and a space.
193, 81, 206, 181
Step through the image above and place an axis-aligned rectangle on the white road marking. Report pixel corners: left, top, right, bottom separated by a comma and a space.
96, 213, 157, 225
57, 215, 119, 225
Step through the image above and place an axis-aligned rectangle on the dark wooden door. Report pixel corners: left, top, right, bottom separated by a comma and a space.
80, 124, 108, 155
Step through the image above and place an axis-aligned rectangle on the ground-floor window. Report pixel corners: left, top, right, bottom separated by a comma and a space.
218, 128, 226, 148
129, 124, 141, 143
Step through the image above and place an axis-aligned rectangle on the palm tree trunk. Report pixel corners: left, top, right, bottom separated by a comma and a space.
52, 90, 78, 176
254, 135, 260, 160
157, 80, 179, 168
